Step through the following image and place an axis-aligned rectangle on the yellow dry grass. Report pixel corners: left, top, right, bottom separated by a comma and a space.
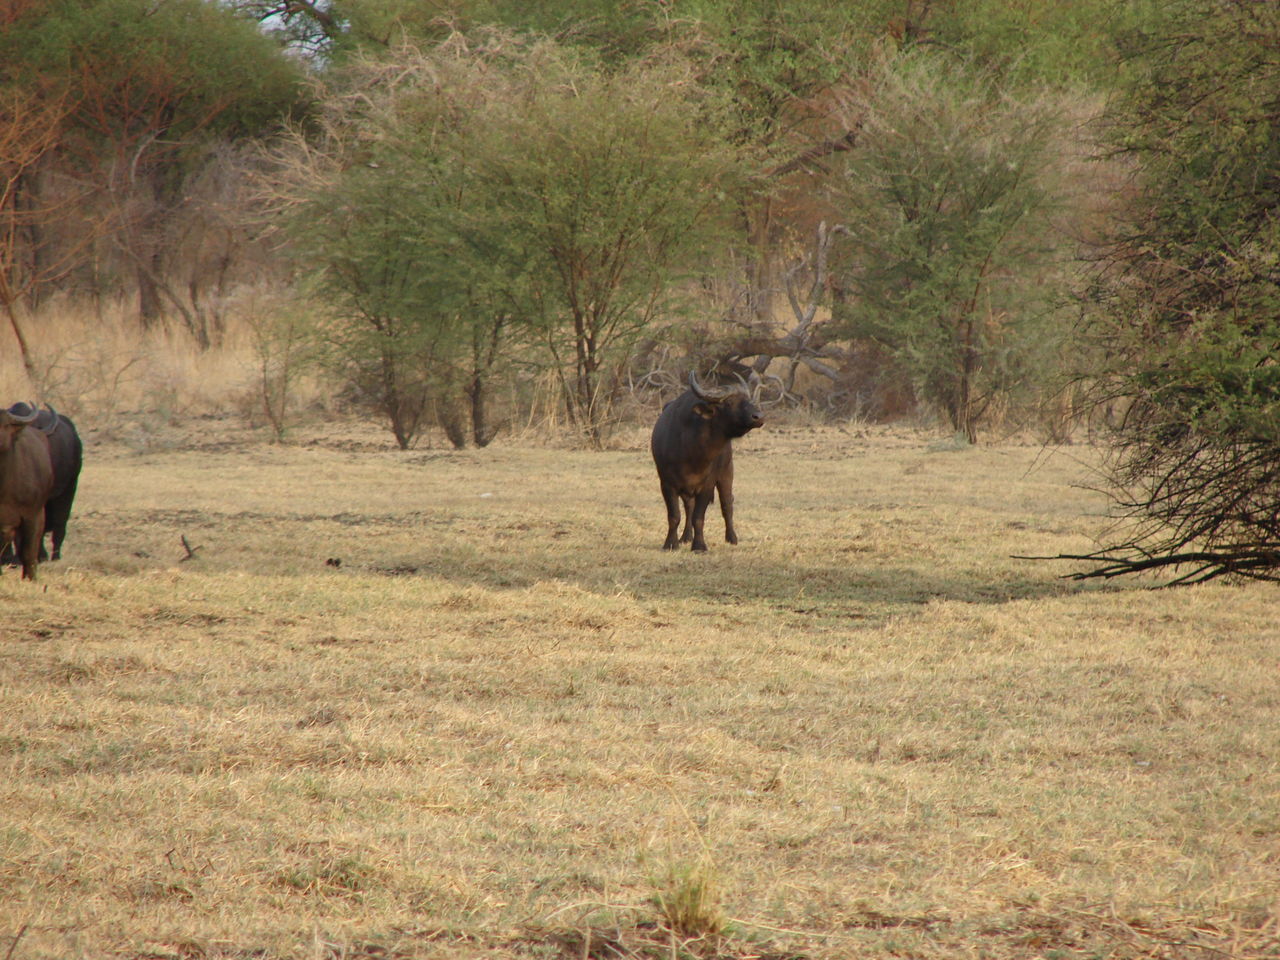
0, 298, 328, 430
1, 416, 1278, 960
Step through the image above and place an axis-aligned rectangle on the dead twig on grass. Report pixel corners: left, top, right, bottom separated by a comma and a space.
3, 924, 28, 960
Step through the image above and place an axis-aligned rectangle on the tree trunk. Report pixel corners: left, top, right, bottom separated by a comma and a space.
468, 376, 497, 448
137, 255, 165, 330
380, 348, 412, 450
437, 398, 468, 450
748, 196, 776, 321
14, 170, 49, 310
957, 314, 978, 443
574, 311, 604, 447
0, 271, 38, 385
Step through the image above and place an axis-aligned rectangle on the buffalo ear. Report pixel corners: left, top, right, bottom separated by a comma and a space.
692, 402, 715, 420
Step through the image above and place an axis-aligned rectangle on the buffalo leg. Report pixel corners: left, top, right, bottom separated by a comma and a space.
45, 489, 74, 560
679, 494, 695, 543
717, 466, 738, 545
18, 513, 43, 581
661, 484, 683, 550
690, 489, 715, 552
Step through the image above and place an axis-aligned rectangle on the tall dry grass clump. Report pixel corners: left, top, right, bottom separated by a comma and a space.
0, 295, 330, 438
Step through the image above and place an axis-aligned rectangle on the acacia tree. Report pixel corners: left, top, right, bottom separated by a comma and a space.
293, 172, 461, 449
476, 50, 741, 445
274, 35, 740, 448
1055, 0, 1280, 584
268, 39, 533, 449
828, 54, 1064, 441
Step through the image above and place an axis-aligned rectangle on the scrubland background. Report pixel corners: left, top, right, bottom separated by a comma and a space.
4, 3, 1280, 958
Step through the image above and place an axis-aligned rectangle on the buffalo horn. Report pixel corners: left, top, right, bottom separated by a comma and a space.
3, 402, 38, 425
731, 369, 764, 402
37, 403, 60, 435
688, 370, 732, 402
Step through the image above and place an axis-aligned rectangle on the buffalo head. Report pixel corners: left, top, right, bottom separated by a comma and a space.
688, 371, 764, 438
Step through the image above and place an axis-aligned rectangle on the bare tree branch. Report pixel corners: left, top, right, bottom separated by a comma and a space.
765, 123, 864, 178
1017, 545, 1280, 586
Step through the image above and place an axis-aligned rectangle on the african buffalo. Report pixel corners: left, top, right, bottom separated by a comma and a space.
33, 405, 81, 560
0, 404, 81, 564
0, 404, 54, 580
651, 371, 764, 552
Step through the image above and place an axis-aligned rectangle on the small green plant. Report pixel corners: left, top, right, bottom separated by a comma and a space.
276, 855, 376, 898
246, 298, 321, 442
648, 855, 727, 945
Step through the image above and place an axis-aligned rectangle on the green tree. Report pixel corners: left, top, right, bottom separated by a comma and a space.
289, 171, 452, 449
829, 54, 1064, 442
1060, 0, 1280, 583
473, 48, 742, 445
270, 40, 530, 448
0, 0, 303, 336
273, 33, 741, 447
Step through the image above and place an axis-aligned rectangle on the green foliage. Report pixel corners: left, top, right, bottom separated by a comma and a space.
1078, 0, 1280, 582
273, 39, 542, 448
247, 297, 323, 443
1130, 325, 1280, 445
830, 54, 1065, 441
277, 35, 743, 448
471, 49, 743, 443
1104, 0, 1280, 330
1, 0, 303, 149
671, 0, 873, 152
917, 0, 1147, 86
283, 143, 475, 448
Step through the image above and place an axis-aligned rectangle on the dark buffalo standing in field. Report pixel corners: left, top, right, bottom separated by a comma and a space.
0, 403, 81, 566
35, 407, 81, 563
651, 371, 764, 552
0, 404, 54, 580
33, 405, 81, 560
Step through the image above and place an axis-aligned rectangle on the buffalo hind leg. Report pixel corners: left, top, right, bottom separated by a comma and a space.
661, 484, 683, 550
45, 490, 74, 560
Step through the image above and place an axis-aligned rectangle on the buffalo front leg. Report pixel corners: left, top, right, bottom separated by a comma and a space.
679, 494, 695, 543
18, 513, 43, 581
661, 484, 683, 550
717, 471, 738, 544
690, 489, 715, 552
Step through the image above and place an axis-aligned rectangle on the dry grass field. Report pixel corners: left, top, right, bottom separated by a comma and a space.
2, 415, 1278, 960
